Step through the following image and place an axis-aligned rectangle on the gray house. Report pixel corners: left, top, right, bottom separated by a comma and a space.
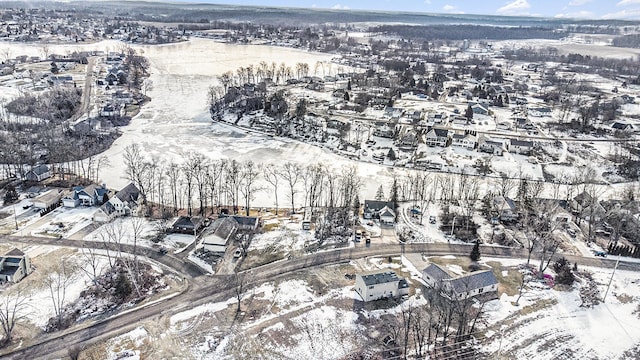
24, 165, 51, 182
0, 249, 31, 283
422, 263, 498, 300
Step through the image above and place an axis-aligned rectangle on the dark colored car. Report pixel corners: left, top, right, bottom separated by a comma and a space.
594, 251, 607, 257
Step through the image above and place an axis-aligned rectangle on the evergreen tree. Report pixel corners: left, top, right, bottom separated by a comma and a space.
375, 185, 385, 201
387, 147, 396, 160
390, 177, 399, 210
3, 184, 18, 204
470, 240, 481, 262
465, 104, 474, 120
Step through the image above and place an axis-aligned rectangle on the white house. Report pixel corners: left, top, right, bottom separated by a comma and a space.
355, 270, 410, 302
424, 128, 450, 147
422, 263, 499, 300
494, 196, 519, 221
451, 132, 477, 150
379, 206, 396, 225
63, 184, 109, 208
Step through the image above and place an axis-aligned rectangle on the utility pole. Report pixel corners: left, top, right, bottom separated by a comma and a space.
602, 255, 620, 302
13, 203, 18, 230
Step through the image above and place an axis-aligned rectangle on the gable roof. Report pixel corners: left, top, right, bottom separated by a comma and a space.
203, 217, 239, 247
379, 206, 395, 218
115, 183, 140, 202
5, 248, 25, 257
511, 139, 533, 147
172, 216, 203, 229
29, 164, 50, 176
364, 200, 395, 212
447, 270, 498, 294
423, 263, 452, 282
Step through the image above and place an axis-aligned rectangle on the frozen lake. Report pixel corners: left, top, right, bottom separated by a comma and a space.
2, 38, 397, 205
2, 38, 626, 206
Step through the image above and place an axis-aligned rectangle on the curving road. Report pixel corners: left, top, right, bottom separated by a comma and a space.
0, 235, 639, 359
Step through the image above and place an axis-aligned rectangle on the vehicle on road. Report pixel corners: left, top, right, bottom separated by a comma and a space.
594, 251, 607, 257
158, 247, 168, 255
233, 249, 242, 258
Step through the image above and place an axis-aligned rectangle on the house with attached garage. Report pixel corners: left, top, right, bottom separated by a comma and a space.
0, 249, 32, 283
62, 184, 109, 208
24, 164, 51, 182
355, 270, 410, 302
422, 263, 499, 300
93, 183, 141, 222
494, 196, 519, 221
362, 200, 395, 219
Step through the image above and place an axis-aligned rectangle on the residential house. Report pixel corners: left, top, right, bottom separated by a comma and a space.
451, 132, 478, 150
494, 196, 519, 221
93, 183, 141, 222
379, 206, 396, 225
63, 184, 109, 207
424, 128, 450, 147
0, 249, 31, 283
529, 106, 552, 117
571, 192, 605, 219
611, 121, 636, 133
422, 263, 499, 300
202, 217, 238, 253
354, 270, 410, 302
471, 103, 489, 116
24, 164, 51, 182
364, 200, 396, 221
171, 216, 205, 234
510, 139, 534, 155
479, 136, 509, 155
422, 263, 452, 288
229, 215, 260, 231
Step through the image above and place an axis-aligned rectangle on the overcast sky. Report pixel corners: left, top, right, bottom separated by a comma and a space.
167, 0, 640, 20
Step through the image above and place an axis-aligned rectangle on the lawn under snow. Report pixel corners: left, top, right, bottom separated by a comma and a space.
483, 267, 640, 360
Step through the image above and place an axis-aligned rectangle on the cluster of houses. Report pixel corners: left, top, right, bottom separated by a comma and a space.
354, 261, 499, 303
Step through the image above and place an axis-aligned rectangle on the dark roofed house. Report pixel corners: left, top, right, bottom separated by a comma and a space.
422, 263, 499, 301
171, 216, 205, 234
364, 200, 395, 221
510, 139, 534, 155
222, 215, 260, 231
354, 270, 410, 302
424, 128, 450, 147
446, 271, 499, 300
24, 164, 51, 182
422, 263, 452, 287
0, 248, 31, 283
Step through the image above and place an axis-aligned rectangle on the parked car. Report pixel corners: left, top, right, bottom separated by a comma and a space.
158, 247, 168, 255
567, 228, 576, 237
233, 249, 242, 258
594, 251, 607, 257
429, 216, 436, 224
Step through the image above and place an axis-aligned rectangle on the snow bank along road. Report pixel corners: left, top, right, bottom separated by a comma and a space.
1, 235, 640, 359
